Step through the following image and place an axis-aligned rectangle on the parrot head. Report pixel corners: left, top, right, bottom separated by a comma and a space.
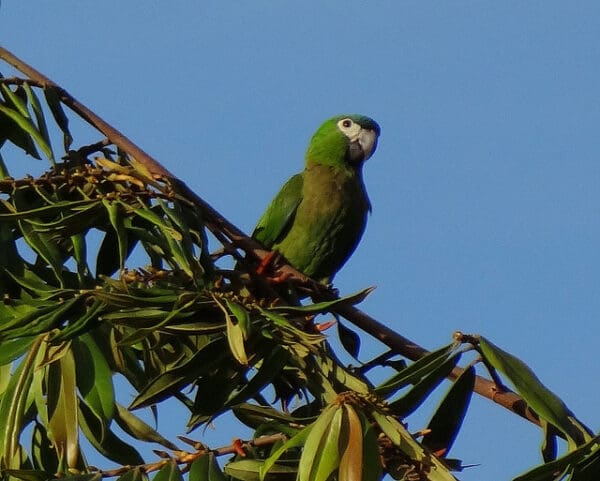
306, 114, 380, 169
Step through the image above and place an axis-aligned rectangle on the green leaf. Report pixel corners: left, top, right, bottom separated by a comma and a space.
0, 336, 43, 470
96, 229, 138, 277
478, 336, 591, 448
156, 199, 203, 278
130, 337, 229, 409
78, 400, 144, 466
126, 204, 192, 276
3, 267, 61, 295
114, 403, 178, 450
233, 404, 311, 436
388, 352, 460, 417
1, 84, 30, 118
222, 347, 288, 409
513, 435, 600, 481
71, 333, 115, 422
376, 342, 459, 398
2, 469, 51, 481
423, 365, 475, 457
189, 453, 227, 481
51, 299, 105, 342
116, 467, 148, 481
43, 86, 72, 150
47, 348, 79, 469
338, 404, 364, 481
0, 337, 35, 366
152, 461, 184, 481
294, 404, 338, 481
18, 220, 64, 286
0, 363, 11, 396
0, 102, 40, 158
361, 412, 383, 481
260, 424, 311, 480
300, 405, 343, 481
541, 421, 558, 463
31, 421, 58, 474
1, 297, 80, 342
337, 320, 360, 359
226, 460, 296, 481
233, 403, 301, 425
0, 99, 53, 162
70, 233, 89, 283
103, 199, 128, 273
225, 299, 251, 339
23, 83, 53, 161
0, 151, 9, 177
270, 288, 374, 315
370, 410, 458, 481
223, 302, 248, 366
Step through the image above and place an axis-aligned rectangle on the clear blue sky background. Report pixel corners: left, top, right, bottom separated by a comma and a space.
3, 2, 600, 480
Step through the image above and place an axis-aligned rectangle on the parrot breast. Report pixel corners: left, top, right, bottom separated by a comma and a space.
272, 162, 370, 282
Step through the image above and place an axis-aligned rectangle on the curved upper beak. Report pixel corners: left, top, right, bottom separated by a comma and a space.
348, 128, 379, 165
358, 128, 378, 161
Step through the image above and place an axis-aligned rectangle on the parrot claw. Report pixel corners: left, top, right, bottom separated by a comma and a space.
266, 271, 293, 284
315, 318, 337, 332
256, 250, 281, 276
255, 251, 295, 284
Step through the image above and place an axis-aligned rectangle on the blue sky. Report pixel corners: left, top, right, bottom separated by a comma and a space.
3, 2, 600, 480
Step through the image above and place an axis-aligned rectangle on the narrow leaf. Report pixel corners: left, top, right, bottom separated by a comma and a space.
103, 199, 127, 273
72, 333, 115, 422
47, 348, 79, 468
271, 288, 374, 314
23, 82, 53, 160
337, 321, 361, 359
260, 424, 312, 480
423, 365, 475, 456
189, 452, 227, 481
513, 435, 600, 481
114, 403, 178, 450
226, 459, 296, 481
297, 405, 340, 481
0, 337, 35, 366
478, 336, 591, 447
214, 296, 247, 366
152, 461, 183, 481
78, 400, 144, 465
43, 86, 73, 150
0, 336, 43, 470
0, 101, 53, 162
388, 353, 460, 417
338, 404, 364, 481
376, 342, 459, 398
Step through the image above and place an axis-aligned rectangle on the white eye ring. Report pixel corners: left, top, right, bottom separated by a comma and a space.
341, 119, 353, 128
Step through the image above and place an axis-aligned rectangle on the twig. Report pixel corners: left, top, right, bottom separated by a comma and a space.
0, 46, 540, 427
91, 434, 287, 478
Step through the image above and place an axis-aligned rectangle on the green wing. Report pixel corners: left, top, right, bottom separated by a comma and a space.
252, 173, 303, 248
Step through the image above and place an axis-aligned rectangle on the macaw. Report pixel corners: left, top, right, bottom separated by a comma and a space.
252, 114, 380, 283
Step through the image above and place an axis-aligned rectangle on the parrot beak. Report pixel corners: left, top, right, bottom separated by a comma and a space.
347, 128, 378, 165
358, 128, 378, 161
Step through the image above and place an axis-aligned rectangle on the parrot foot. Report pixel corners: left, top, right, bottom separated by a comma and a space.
315, 318, 337, 332
255, 250, 295, 284
256, 250, 281, 275
267, 272, 293, 283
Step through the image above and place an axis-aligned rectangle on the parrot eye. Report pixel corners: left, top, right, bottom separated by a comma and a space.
342, 119, 353, 128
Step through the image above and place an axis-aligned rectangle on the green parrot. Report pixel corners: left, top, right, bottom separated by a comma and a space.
252, 114, 380, 283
